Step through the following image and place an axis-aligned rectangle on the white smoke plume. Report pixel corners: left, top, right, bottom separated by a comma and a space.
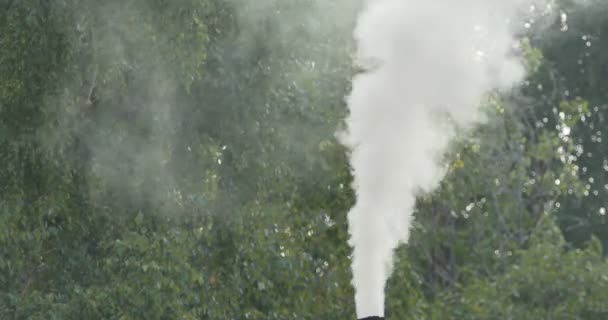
340, 0, 538, 317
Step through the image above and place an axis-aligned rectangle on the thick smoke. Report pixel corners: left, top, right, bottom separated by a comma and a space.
341, 0, 535, 317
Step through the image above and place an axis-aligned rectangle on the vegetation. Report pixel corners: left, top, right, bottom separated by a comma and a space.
1, 0, 608, 318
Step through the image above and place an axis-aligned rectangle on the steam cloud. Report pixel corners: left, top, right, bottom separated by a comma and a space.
341, 0, 538, 317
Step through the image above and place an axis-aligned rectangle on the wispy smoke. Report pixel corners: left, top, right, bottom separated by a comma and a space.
340, 0, 535, 317
39, 1, 209, 214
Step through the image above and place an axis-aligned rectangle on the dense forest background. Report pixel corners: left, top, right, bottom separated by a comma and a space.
2, 0, 608, 319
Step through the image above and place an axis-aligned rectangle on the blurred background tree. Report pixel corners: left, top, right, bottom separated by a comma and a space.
1, 0, 608, 319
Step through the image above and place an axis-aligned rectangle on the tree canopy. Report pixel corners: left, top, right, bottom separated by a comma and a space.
2, 0, 608, 319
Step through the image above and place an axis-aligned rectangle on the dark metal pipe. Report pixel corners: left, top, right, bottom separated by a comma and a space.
358, 317, 384, 320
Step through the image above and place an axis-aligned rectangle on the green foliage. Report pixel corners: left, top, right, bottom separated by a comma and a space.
2, 0, 608, 319
530, 0, 608, 248
453, 217, 608, 320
